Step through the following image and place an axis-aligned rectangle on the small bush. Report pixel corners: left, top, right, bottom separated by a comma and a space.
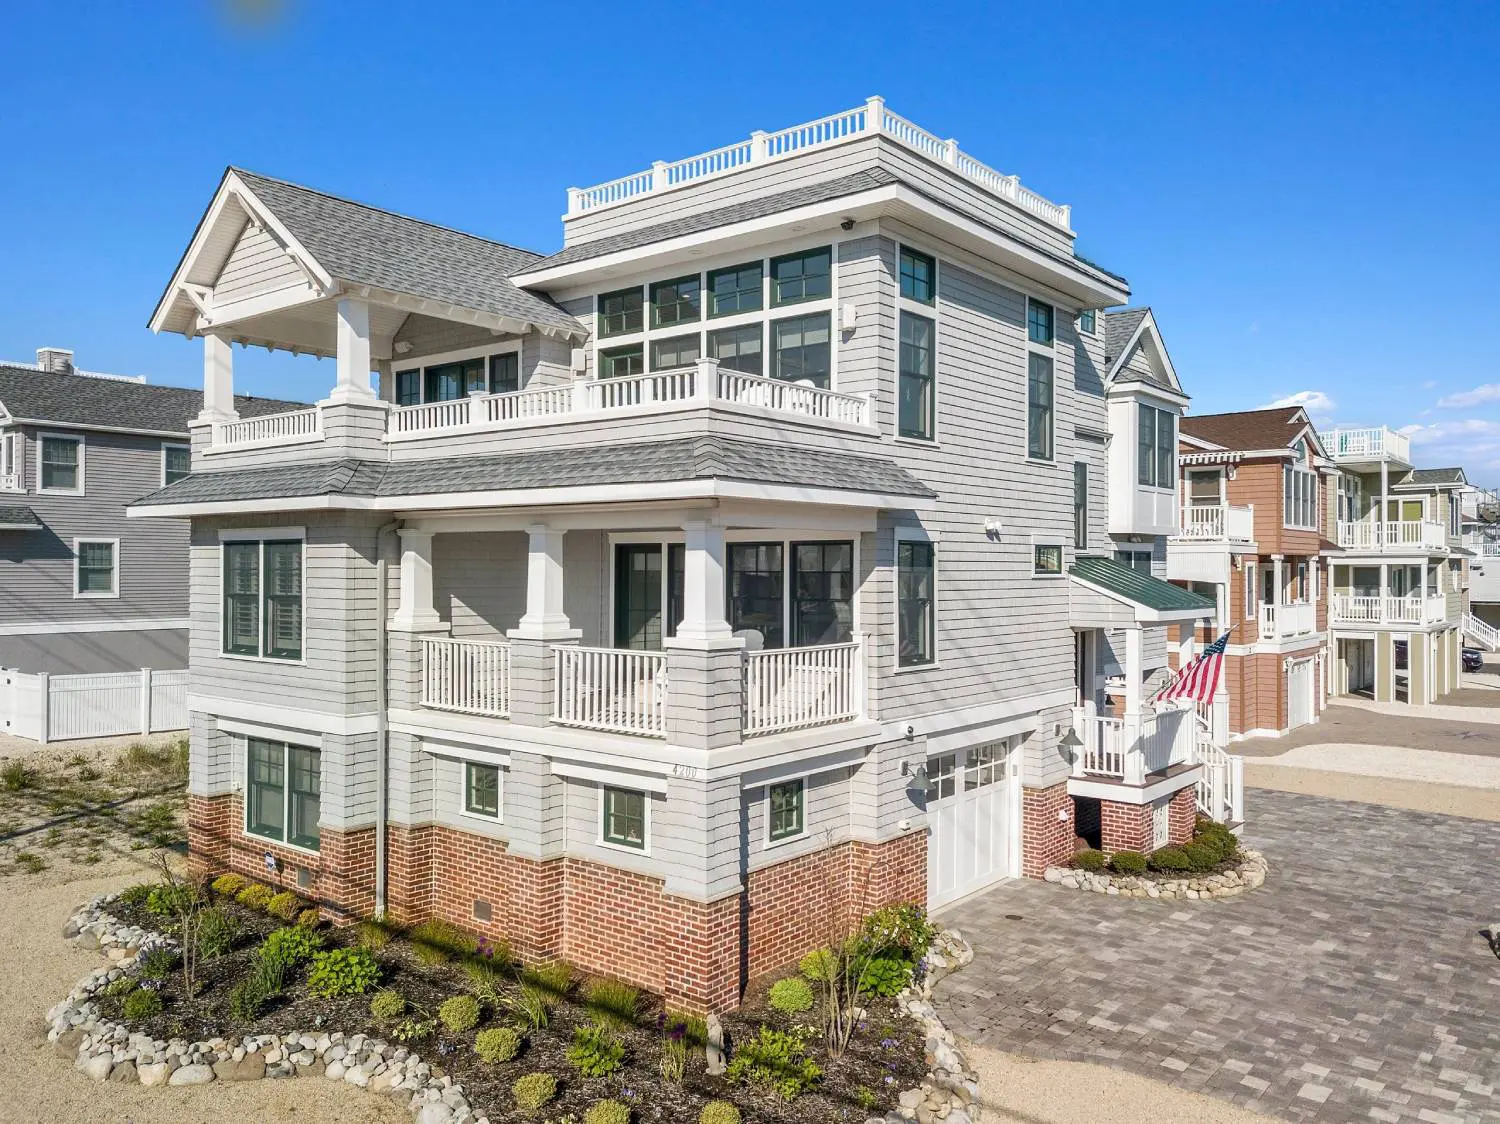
370, 989, 406, 1024
117, 883, 154, 907
520, 959, 573, 1004
260, 926, 323, 971
439, 994, 481, 1034
861, 903, 937, 959
1071, 848, 1108, 872
1183, 842, 1219, 873
137, 946, 179, 980
567, 1022, 625, 1078
237, 883, 274, 911
584, 1101, 631, 1124
198, 907, 240, 959
307, 946, 380, 998
1194, 822, 1240, 864
104, 975, 136, 997
504, 984, 552, 1031
122, 988, 163, 1019
1109, 850, 1148, 876
512, 1072, 557, 1112
768, 976, 814, 1015
858, 955, 911, 998
390, 1017, 437, 1044
585, 976, 640, 1030
266, 891, 303, 921
1148, 846, 1191, 872
726, 1026, 822, 1100
475, 1026, 522, 1064
410, 918, 477, 965
356, 918, 396, 951
229, 956, 285, 1023
699, 1102, 741, 1124
296, 908, 321, 929
145, 882, 196, 918
1, 761, 34, 792
464, 956, 509, 1006
799, 947, 836, 984
210, 873, 248, 897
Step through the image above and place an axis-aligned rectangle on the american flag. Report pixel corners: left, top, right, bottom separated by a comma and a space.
1155, 629, 1231, 705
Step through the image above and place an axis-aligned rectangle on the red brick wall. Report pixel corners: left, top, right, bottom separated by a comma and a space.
1100, 800, 1152, 853
1168, 785, 1197, 844
1022, 782, 1074, 877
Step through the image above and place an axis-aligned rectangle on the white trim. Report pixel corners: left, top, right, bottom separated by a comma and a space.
218, 525, 307, 543
460, 759, 505, 822
72, 537, 119, 599
161, 442, 192, 486
191, 695, 380, 736
894, 524, 939, 672
241, 733, 323, 857
37, 431, 84, 495
216, 716, 326, 749
597, 782, 653, 854
417, 737, 513, 767
1031, 537, 1065, 578
0, 616, 188, 636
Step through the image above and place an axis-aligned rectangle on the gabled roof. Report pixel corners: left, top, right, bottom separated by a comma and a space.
1403, 467, 1467, 487
1101, 307, 1183, 396
1069, 555, 1214, 618
0, 505, 41, 530
1178, 406, 1326, 458
0, 363, 305, 436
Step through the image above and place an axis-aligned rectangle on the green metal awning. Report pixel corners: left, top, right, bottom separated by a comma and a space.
1069, 555, 1214, 623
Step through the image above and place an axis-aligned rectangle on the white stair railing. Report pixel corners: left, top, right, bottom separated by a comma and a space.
743, 642, 860, 735
1191, 715, 1244, 825
1463, 612, 1500, 652
552, 646, 668, 737
420, 637, 511, 718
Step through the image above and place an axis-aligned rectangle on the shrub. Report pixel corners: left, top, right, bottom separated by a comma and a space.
1071, 849, 1107, 872
229, 956, 285, 1023
861, 904, 937, 959
699, 1102, 741, 1124
137, 946, 179, 980
410, 918, 477, 965
512, 1072, 557, 1112
1109, 850, 1148, 876
146, 882, 196, 918
122, 988, 163, 1019
198, 907, 240, 959
237, 883, 274, 911
307, 946, 380, 998
503, 984, 552, 1031
858, 955, 911, 998
104, 975, 136, 997
1194, 822, 1239, 863
475, 1026, 522, 1064
390, 1017, 437, 1044
296, 908, 321, 929
117, 883, 155, 907
768, 976, 814, 1015
439, 994, 481, 1034
356, 918, 396, 951
264, 891, 302, 921
370, 989, 406, 1024
260, 926, 323, 971
1183, 842, 1219, 873
211, 873, 248, 897
464, 956, 509, 1006
520, 959, 573, 1004
1, 761, 33, 792
567, 1022, 625, 1077
585, 976, 640, 1030
1148, 846, 1191, 873
799, 947, 837, 984
584, 1101, 631, 1124
726, 1026, 822, 1100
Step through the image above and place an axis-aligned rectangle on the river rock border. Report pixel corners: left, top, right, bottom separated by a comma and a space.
52, 896, 981, 1124
1042, 848, 1269, 900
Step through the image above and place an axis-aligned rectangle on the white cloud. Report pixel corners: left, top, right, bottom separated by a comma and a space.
1421, 380, 1438, 391
1262, 390, 1336, 412
1437, 384, 1500, 408
1399, 418, 1500, 445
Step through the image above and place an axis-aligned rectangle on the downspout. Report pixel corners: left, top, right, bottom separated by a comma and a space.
374, 520, 400, 918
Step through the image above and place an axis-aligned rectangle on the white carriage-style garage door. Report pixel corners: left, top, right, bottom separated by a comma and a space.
926, 739, 1016, 908
1288, 656, 1315, 730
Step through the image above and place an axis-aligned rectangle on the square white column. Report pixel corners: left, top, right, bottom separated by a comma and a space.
199, 334, 238, 423
510, 524, 579, 641
666, 518, 739, 650
391, 529, 445, 632
328, 297, 378, 405
1123, 625, 1144, 716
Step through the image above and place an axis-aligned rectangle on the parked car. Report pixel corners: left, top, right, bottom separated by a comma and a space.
1462, 647, 1485, 673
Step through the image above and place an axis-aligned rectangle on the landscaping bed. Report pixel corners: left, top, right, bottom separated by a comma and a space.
1043, 816, 1269, 900
88, 873, 936, 1123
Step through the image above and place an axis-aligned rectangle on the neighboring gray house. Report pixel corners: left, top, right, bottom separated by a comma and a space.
133, 99, 1229, 1014
0, 347, 302, 674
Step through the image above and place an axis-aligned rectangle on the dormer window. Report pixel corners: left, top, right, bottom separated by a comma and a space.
1137, 405, 1175, 488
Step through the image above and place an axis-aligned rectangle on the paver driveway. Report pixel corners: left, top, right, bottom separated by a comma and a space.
933, 789, 1500, 1123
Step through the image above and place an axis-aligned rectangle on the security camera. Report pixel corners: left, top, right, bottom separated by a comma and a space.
840, 217, 855, 231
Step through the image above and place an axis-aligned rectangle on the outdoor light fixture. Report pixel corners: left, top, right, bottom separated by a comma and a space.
1058, 728, 1084, 758
904, 763, 930, 798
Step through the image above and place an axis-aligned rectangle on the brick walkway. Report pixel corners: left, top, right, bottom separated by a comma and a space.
933, 790, 1500, 1123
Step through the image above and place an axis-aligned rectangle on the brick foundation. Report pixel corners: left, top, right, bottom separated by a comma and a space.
1022, 782, 1075, 877
1098, 785, 1199, 854
1168, 785, 1197, 843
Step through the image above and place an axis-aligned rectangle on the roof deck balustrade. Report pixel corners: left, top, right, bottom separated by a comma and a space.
1326, 426, 1412, 465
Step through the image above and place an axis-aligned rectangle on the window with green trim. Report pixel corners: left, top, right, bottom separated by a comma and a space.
899, 312, 935, 440
1033, 544, 1063, 575
768, 779, 805, 842
707, 324, 763, 375
222, 539, 302, 660
465, 762, 501, 819
246, 738, 320, 851
599, 345, 644, 379
1027, 298, 1054, 345
771, 313, 831, 388
602, 786, 646, 849
598, 287, 643, 337
770, 247, 831, 306
1027, 353, 1054, 460
707, 262, 763, 317
650, 276, 700, 328
1078, 309, 1096, 335
897, 539, 935, 667
649, 334, 700, 371
899, 247, 936, 303
395, 369, 420, 406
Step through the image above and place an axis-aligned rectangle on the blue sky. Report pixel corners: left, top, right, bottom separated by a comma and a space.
2, 1, 1497, 480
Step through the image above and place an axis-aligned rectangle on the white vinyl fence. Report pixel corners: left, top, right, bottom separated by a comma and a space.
0, 668, 188, 743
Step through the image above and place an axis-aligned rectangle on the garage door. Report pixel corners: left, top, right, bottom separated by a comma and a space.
1288, 657, 1314, 730
926, 739, 1015, 908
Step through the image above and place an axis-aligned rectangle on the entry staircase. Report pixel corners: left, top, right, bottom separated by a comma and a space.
1190, 712, 1245, 830
1462, 612, 1500, 652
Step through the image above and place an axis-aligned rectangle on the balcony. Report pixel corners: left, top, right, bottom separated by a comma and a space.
1337, 520, 1447, 552
1258, 600, 1317, 638
1331, 593, 1448, 627
1325, 426, 1412, 466
1461, 534, 1500, 558
1173, 503, 1255, 542
1073, 707, 1197, 783
209, 406, 324, 453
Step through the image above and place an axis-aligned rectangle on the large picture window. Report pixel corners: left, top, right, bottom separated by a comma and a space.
394, 348, 519, 406
897, 539, 935, 667
222, 538, 303, 661
649, 334, 700, 371
707, 325, 763, 375
899, 312, 935, 440
1137, 405, 1176, 488
1284, 466, 1319, 530
1027, 353, 1054, 460
771, 313, 831, 388
247, 738, 320, 851
791, 542, 854, 646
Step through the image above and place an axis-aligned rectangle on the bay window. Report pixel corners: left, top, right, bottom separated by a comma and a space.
1137, 404, 1176, 488
1283, 466, 1318, 530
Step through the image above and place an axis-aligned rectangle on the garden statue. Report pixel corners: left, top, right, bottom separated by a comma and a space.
705, 1012, 726, 1075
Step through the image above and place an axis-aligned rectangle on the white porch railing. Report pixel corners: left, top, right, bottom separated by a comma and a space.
717, 369, 871, 426
1462, 535, 1500, 557
583, 368, 695, 411
1326, 426, 1411, 463
1138, 707, 1195, 775
212, 407, 322, 449
1193, 737, 1244, 825
389, 384, 575, 435
1175, 504, 1255, 541
1331, 593, 1447, 626
743, 642, 860, 735
1337, 520, 1447, 551
420, 637, 511, 718
552, 646, 668, 737
1258, 600, 1316, 637
1076, 715, 1126, 778
1463, 612, 1500, 652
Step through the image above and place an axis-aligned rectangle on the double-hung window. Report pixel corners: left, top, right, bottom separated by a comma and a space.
598, 287, 644, 337
39, 434, 81, 492
75, 539, 117, 597
602, 786, 647, 850
770, 247, 831, 306
771, 313, 831, 388
222, 537, 303, 660
0, 432, 18, 489
650, 275, 701, 328
1283, 466, 1318, 530
246, 738, 321, 851
707, 262, 763, 317
163, 444, 191, 485
1027, 299, 1054, 346
897, 538, 935, 667
1137, 405, 1175, 488
1078, 309, 1096, 335
464, 762, 501, 819
1027, 354, 1054, 460
1073, 463, 1089, 548
899, 312, 935, 440
1244, 562, 1257, 620
767, 779, 805, 842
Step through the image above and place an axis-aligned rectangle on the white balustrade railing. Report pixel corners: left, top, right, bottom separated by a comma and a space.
584, 367, 695, 411
1341, 520, 1447, 550
1176, 504, 1254, 541
1331, 593, 1448, 625
743, 642, 860, 735
1076, 715, 1126, 778
567, 98, 1071, 231
1139, 707, 1194, 774
1259, 600, 1316, 637
716, 369, 871, 426
1193, 735, 1244, 826
213, 407, 322, 449
1327, 426, 1411, 463
552, 646, 668, 737
1463, 612, 1500, 652
420, 637, 510, 718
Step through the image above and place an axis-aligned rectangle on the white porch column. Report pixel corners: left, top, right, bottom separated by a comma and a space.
391, 529, 444, 632
1122, 625, 1146, 784
1380, 461, 1390, 543
329, 297, 378, 405
670, 518, 736, 647
1379, 561, 1389, 621
200, 333, 237, 423
1177, 621, 1195, 674
512, 524, 577, 640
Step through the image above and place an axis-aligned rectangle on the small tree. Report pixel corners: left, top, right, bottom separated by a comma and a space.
150, 850, 207, 998
803, 832, 873, 1058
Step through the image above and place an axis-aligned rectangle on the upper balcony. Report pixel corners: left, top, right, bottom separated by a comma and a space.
1337, 519, 1448, 553
1324, 426, 1413, 469
1172, 503, 1255, 543
1331, 593, 1448, 627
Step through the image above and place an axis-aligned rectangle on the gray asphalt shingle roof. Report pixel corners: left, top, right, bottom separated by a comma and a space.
0, 505, 41, 528
1070, 555, 1215, 613
232, 169, 584, 338
131, 436, 936, 509
1405, 467, 1466, 486
0, 363, 306, 434
1103, 308, 1148, 364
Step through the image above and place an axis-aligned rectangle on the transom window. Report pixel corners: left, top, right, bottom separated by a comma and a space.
770, 247, 831, 306
602, 786, 647, 850
1027, 353, 1054, 460
1033, 544, 1063, 576
163, 445, 191, 485
650, 275, 701, 328
598, 287, 644, 337
1027, 299, 1054, 345
246, 738, 320, 851
899, 247, 936, 304
39, 435, 81, 492
75, 539, 117, 597
464, 762, 501, 819
899, 312, 935, 441
767, 779, 805, 842
897, 538, 936, 667
1137, 404, 1176, 488
1284, 466, 1319, 530
771, 313, 831, 388
707, 262, 763, 317
223, 538, 303, 661
395, 350, 519, 406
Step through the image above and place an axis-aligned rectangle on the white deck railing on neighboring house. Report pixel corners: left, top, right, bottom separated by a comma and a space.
212, 407, 322, 450
1326, 426, 1411, 463
1175, 504, 1255, 542
566, 97, 1072, 232
420, 637, 511, 718
1463, 613, 1500, 652
1259, 600, 1317, 638
552, 646, 668, 737
743, 642, 861, 736
1337, 520, 1447, 551
1331, 594, 1446, 626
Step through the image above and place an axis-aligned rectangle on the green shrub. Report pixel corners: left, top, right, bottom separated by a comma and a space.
307, 946, 380, 998
122, 988, 163, 1019
237, 883, 274, 911
660, 1019, 688, 1082
369, 989, 406, 1024
503, 983, 552, 1031
858, 955, 911, 998
198, 907, 240, 959
1109, 850, 1148, 876
439, 994, 481, 1034
861, 903, 937, 958
699, 1102, 741, 1124
137, 946, 179, 980
145, 882, 196, 918
390, 1017, 437, 1044
117, 883, 154, 907
356, 917, 396, 951
296, 908, 321, 929
1148, 846, 1191, 873
1183, 842, 1219, 873
228, 956, 285, 1023
567, 1021, 625, 1077
1071, 849, 1107, 872
512, 1072, 557, 1112
768, 976, 814, 1014
260, 926, 323, 971
585, 976, 640, 1030
1194, 822, 1239, 863
584, 1101, 631, 1124
464, 956, 510, 1006
520, 959, 573, 1004
211, 873, 248, 897
475, 1026, 522, 1064
725, 1026, 822, 1100
799, 947, 836, 984
104, 975, 136, 997
409, 918, 477, 965
262, 891, 301, 921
